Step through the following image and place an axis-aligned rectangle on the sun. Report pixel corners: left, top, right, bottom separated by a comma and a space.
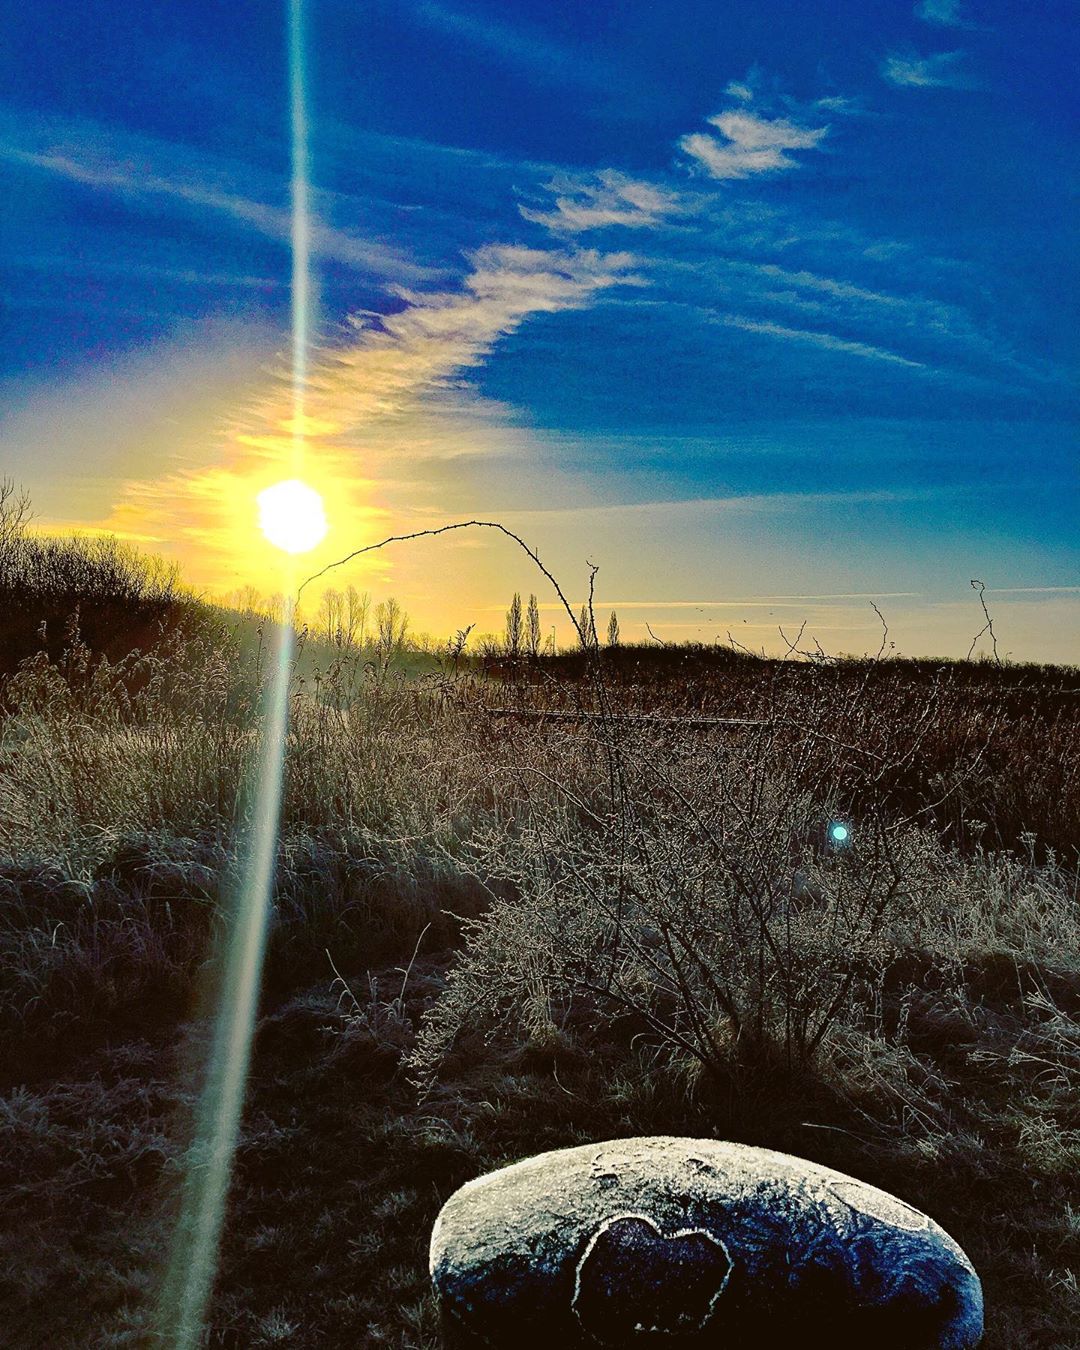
257, 478, 329, 555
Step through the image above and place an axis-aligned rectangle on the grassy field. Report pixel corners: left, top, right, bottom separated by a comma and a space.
1, 528, 1078, 1347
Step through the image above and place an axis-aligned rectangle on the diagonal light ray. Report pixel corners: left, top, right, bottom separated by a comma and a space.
157, 3, 310, 1345
157, 595, 295, 1348
289, 0, 311, 479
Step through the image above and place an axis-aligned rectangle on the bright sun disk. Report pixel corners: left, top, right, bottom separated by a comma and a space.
257, 478, 328, 554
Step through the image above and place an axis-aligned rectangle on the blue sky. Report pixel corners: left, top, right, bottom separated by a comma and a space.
1, 0, 1077, 658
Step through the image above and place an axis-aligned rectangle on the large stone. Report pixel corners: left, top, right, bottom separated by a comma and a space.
429, 1137, 983, 1349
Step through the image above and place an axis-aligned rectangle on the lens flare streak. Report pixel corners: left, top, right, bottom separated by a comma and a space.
158, 603, 295, 1348
158, 2, 311, 1344
289, 0, 310, 479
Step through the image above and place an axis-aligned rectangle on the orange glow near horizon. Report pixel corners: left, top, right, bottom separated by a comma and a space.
84, 434, 392, 605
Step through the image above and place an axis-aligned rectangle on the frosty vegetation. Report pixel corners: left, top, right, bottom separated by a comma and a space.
0, 486, 1077, 1347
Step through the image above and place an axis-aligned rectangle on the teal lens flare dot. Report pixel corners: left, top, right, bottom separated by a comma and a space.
830, 824, 849, 843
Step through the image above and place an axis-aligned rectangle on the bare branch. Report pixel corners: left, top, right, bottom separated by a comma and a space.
869, 601, 892, 661
0, 478, 33, 551
967, 579, 1001, 666
725, 629, 761, 659
778, 620, 807, 660
299, 519, 587, 644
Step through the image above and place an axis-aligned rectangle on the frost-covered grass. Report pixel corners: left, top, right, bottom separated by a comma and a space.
0, 615, 1078, 1346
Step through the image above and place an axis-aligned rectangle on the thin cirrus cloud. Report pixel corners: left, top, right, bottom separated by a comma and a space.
502, 593, 923, 611
914, 0, 968, 27
403, 0, 617, 93
720, 261, 921, 310
10, 255, 283, 293
0, 121, 431, 283
519, 169, 682, 233
881, 50, 976, 89
711, 315, 925, 368
679, 109, 828, 180
689, 258, 1062, 389
13, 108, 650, 580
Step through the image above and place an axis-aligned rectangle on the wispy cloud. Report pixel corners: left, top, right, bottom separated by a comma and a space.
984, 586, 1080, 595
92, 241, 641, 584
679, 108, 828, 180
0, 319, 277, 513
711, 110, 827, 152
0, 134, 428, 281
297, 244, 641, 427
882, 50, 976, 89
693, 258, 1057, 385
709, 261, 918, 311
503, 486, 957, 520
499, 592, 924, 610
404, 0, 615, 92
519, 170, 681, 233
10, 254, 282, 291
712, 314, 925, 367
814, 95, 862, 114
914, 0, 968, 27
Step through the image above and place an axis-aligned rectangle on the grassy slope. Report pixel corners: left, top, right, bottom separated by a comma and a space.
0, 539, 1078, 1347
2, 886, 1078, 1348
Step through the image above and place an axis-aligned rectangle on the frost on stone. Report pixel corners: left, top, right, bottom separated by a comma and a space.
429, 1137, 984, 1349
828, 1178, 931, 1233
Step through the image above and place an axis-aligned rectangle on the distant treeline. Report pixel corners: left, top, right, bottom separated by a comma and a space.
3, 481, 1077, 695
0, 480, 199, 678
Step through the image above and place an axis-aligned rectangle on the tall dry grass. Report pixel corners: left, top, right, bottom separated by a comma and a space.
0, 518, 1078, 1345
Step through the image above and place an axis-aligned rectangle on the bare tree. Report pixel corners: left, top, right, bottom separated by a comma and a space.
606, 609, 620, 648
505, 591, 523, 658
0, 479, 32, 572
226, 584, 265, 617
578, 603, 597, 651
374, 596, 409, 665
319, 585, 371, 651
319, 587, 344, 646
345, 586, 371, 652
526, 593, 541, 659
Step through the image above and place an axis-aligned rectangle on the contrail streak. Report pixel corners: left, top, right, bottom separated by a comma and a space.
157, 3, 309, 1344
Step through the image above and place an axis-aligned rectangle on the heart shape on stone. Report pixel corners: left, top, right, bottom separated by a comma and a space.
572, 1213, 732, 1342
